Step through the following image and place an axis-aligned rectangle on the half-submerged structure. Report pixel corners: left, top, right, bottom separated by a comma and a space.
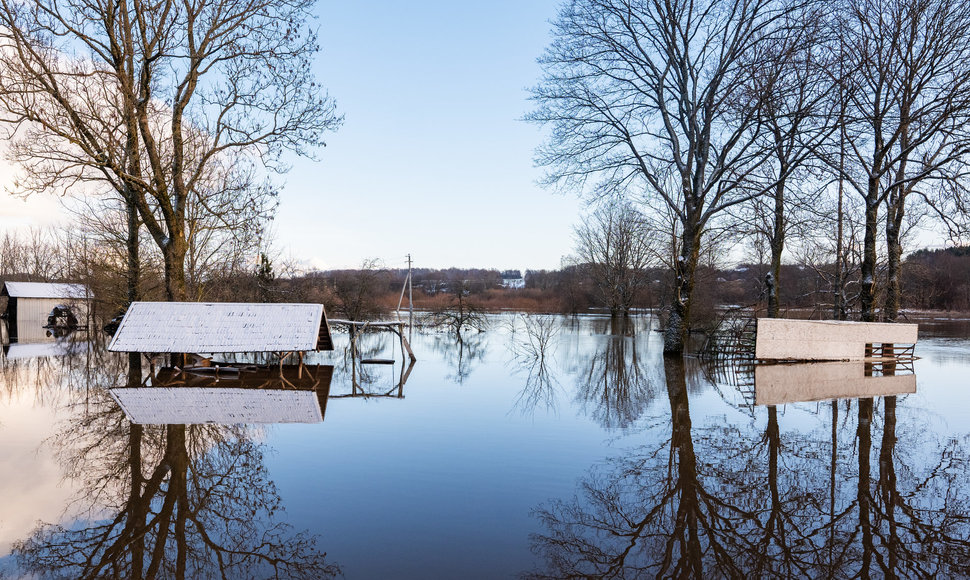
108, 301, 334, 360
107, 302, 336, 425
1, 281, 91, 342
754, 318, 917, 362
751, 318, 919, 406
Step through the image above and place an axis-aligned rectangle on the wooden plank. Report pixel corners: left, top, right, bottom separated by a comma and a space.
755, 319, 918, 361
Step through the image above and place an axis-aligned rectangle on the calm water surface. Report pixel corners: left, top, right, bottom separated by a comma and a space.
1, 314, 970, 578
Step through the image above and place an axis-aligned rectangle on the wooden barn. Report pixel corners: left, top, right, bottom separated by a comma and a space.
1, 281, 92, 342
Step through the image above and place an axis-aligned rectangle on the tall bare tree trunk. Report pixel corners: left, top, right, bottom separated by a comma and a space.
834, 145, 847, 320
884, 116, 910, 323
860, 183, 880, 322
768, 174, 786, 318
163, 238, 188, 302
665, 225, 701, 354
884, 196, 904, 322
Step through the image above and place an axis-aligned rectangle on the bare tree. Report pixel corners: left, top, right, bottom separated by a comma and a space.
0, 0, 341, 301
743, 8, 836, 318
834, 0, 970, 321
531, 0, 805, 353
428, 277, 488, 342
0, 227, 67, 280
573, 199, 657, 317
182, 155, 276, 300
330, 259, 389, 321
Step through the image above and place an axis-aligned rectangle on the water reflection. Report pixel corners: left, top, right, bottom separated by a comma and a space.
526, 357, 970, 578
4, 314, 970, 578
110, 365, 335, 424
4, 356, 338, 578
755, 361, 916, 406
0, 331, 111, 407
563, 317, 659, 429
426, 332, 486, 385
508, 314, 562, 415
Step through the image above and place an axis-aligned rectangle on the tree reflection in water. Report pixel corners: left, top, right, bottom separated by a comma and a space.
508, 314, 562, 415
567, 316, 659, 430
526, 357, 970, 578
12, 365, 339, 579
426, 333, 486, 385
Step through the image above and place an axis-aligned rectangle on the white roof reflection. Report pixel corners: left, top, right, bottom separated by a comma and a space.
110, 387, 325, 424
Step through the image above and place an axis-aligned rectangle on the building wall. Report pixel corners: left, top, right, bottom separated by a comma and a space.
17, 297, 88, 322
11, 297, 91, 341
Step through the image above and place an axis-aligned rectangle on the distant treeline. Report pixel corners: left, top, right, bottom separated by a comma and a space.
223, 247, 970, 322
4, 224, 969, 323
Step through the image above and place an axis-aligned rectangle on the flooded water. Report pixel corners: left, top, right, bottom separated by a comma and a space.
1, 313, 970, 578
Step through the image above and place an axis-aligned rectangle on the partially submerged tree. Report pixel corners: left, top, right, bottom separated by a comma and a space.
429, 277, 488, 341
834, 0, 970, 321
573, 199, 656, 317
743, 7, 836, 317
531, 0, 808, 352
0, 0, 341, 301
330, 259, 390, 321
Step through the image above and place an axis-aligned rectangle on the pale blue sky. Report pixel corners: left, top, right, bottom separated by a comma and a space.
0, 1, 583, 272
275, 0, 583, 271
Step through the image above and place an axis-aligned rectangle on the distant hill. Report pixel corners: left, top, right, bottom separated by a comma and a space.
907, 245, 970, 259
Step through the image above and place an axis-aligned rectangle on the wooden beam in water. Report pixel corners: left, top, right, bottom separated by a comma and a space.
755, 319, 918, 361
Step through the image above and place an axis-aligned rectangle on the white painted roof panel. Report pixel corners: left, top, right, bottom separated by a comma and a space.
109, 387, 324, 424
108, 302, 324, 353
3, 281, 89, 299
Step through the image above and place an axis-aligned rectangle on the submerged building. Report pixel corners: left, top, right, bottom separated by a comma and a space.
0, 281, 91, 342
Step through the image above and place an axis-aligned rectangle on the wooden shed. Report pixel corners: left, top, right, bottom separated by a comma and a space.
1, 281, 92, 341
108, 301, 334, 354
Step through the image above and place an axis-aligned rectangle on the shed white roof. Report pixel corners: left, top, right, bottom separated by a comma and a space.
109, 387, 324, 424
108, 302, 325, 353
2, 281, 90, 299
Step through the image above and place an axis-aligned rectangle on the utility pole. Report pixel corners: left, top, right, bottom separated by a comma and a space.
397, 254, 414, 331
407, 254, 413, 327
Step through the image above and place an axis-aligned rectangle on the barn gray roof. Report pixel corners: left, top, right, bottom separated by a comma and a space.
1, 281, 90, 299
108, 302, 330, 353
109, 387, 325, 424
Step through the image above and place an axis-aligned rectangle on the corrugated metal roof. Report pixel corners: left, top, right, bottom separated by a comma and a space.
108, 302, 326, 353
2, 281, 90, 299
109, 387, 324, 424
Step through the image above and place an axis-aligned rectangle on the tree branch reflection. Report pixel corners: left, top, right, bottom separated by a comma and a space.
508, 314, 562, 415
566, 317, 658, 430
13, 371, 339, 579
526, 358, 970, 578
